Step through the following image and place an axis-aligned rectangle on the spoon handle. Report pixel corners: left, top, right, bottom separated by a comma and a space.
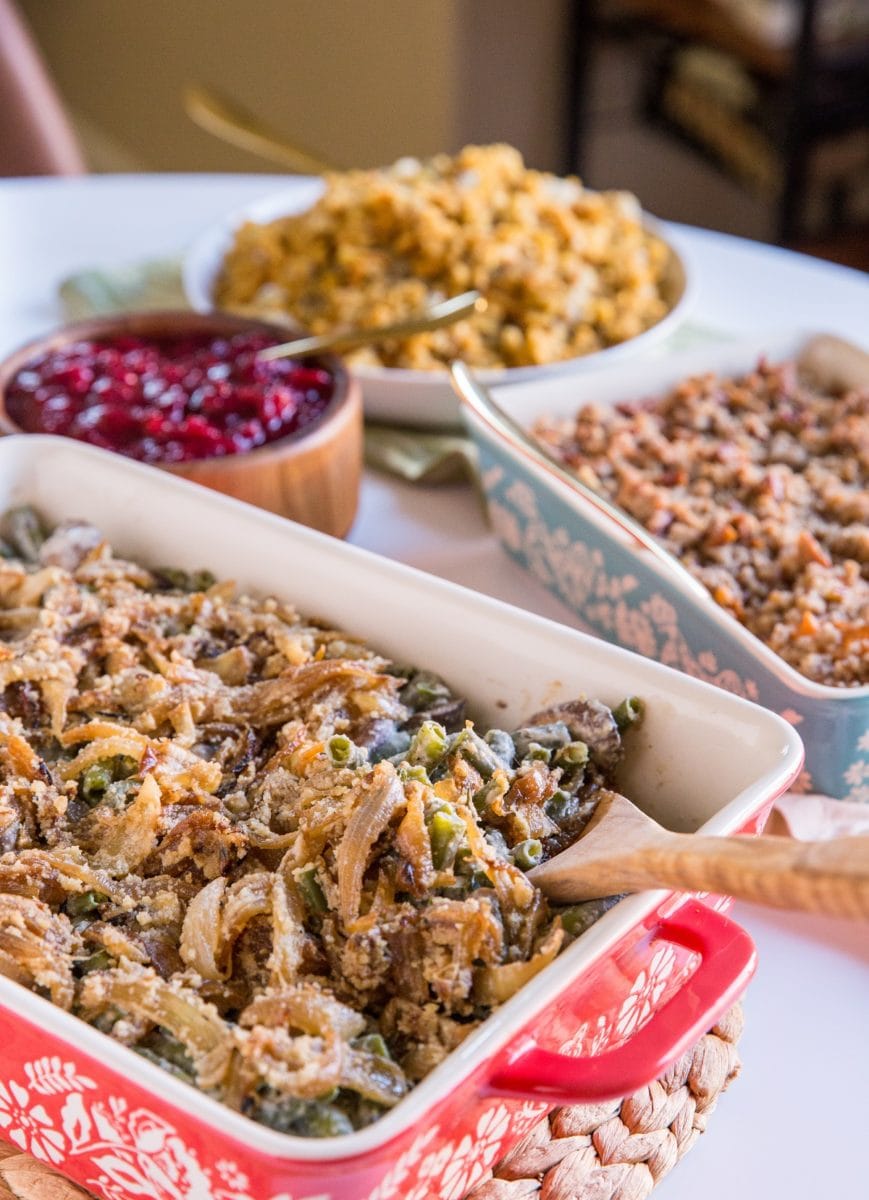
536, 833, 869, 919
797, 333, 869, 394
183, 84, 335, 175
258, 291, 485, 361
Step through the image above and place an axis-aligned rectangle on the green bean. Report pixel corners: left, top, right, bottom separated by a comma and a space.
80, 762, 113, 806
472, 784, 491, 816
484, 828, 510, 859
92, 1007, 121, 1034
0, 506, 45, 562
189, 569, 217, 592
65, 890, 108, 920
513, 722, 570, 759
469, 869, 493, 891
398, 762, 430, 785
472, 774, 508, 818
154, 566, 190, 591
80, 756, 138, 806
254, 1092, 355, 1137
556, 740, 589, 768
560, 895, 623, 938
138, 1029, 195, 1077
397, 670, 465, 728
427, 806, 465, 870
484, 729, 515, 768
353, 1033, 391, 1060
327, 734, 356, 768
613, 696, 645, 730
400, 670, 451, 711
154, 566, 215, 593
297, 867, 328, 914
454, 845, 473, 873
297, 1102, 355, 1138
512, 838, 543, 870
136, 1047, 195, 1083
522, 742, 551, 764
78, 949, 114, 975
560, 906, 593, 938
351, 1098, 387, 1128
408, 720, 448, 768
545, 788, 575, 823
0, 537, 14, 559
452, 727, 503, 779
251, 1093, 306, 1133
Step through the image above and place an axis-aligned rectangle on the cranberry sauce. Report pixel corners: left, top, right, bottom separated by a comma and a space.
6, 331, 336, 463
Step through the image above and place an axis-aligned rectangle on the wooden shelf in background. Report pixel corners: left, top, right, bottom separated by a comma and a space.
615, 0, 792, 75
615, 0, 869, 77
793, 227, 869, 271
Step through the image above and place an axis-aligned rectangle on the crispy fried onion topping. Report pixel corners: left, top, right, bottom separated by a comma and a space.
0, 848, 120, 904
59, 721, 221, 797
336, 762, 405, 926
238, 984, 407, 1106
473, 920, 564, 1005
80, 965, 233, 1089
180, 873, 273, 981
0, 894, 79, 1008
90, 774, 162, 875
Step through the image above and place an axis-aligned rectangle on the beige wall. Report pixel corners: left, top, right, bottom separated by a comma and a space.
454, 0, 569, 171
19, 0, 568, 173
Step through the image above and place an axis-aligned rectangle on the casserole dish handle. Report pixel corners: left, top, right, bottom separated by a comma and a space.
488, 899, 755, 1105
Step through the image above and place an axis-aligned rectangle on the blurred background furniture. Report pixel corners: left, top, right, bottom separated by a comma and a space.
15, 0, 570, 176
8, 0, 868, 266
0, 0, 85, 175
566, 0, 869, 251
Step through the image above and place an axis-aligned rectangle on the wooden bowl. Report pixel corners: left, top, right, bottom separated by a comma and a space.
0, 311, 363, 538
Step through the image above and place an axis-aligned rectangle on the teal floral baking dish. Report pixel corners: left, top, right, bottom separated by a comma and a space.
455, 335, 869, 802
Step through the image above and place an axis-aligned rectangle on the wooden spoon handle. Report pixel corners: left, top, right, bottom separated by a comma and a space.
544, 834, 869, 919
797, 333, 869, 394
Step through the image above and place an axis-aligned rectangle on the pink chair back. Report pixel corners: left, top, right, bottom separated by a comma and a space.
0, 0, 85, 176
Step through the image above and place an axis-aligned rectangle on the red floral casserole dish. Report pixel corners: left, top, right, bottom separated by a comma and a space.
0, 436, 802, 1200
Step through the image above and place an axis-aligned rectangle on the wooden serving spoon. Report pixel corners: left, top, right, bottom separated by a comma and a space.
528, 790, 869, 919
796, 333, 869, 394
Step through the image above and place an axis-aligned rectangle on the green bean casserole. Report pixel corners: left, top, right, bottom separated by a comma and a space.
0, 508, 642, 1137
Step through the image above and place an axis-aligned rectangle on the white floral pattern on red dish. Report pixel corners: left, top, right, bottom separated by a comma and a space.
0, 1060, 327, 1200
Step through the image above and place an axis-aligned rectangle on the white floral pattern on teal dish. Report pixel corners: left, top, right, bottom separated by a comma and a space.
476, 452, 869, 803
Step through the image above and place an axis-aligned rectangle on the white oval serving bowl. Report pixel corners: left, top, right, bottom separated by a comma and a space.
182, 181, 694, 430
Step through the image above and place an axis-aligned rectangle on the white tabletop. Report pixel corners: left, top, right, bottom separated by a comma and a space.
1, 174, 867, 1199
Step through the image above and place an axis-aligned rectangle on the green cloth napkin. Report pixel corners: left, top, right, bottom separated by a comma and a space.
59, 258, 189, 317
58, 258, 728, 486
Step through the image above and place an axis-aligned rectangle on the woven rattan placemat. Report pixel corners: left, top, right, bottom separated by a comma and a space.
0, 1005, 742, 1200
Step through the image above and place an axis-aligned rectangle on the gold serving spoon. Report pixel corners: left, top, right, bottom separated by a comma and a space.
183, 83, 336, 175
528, 790, 869, 920
258, 290, 487, 362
